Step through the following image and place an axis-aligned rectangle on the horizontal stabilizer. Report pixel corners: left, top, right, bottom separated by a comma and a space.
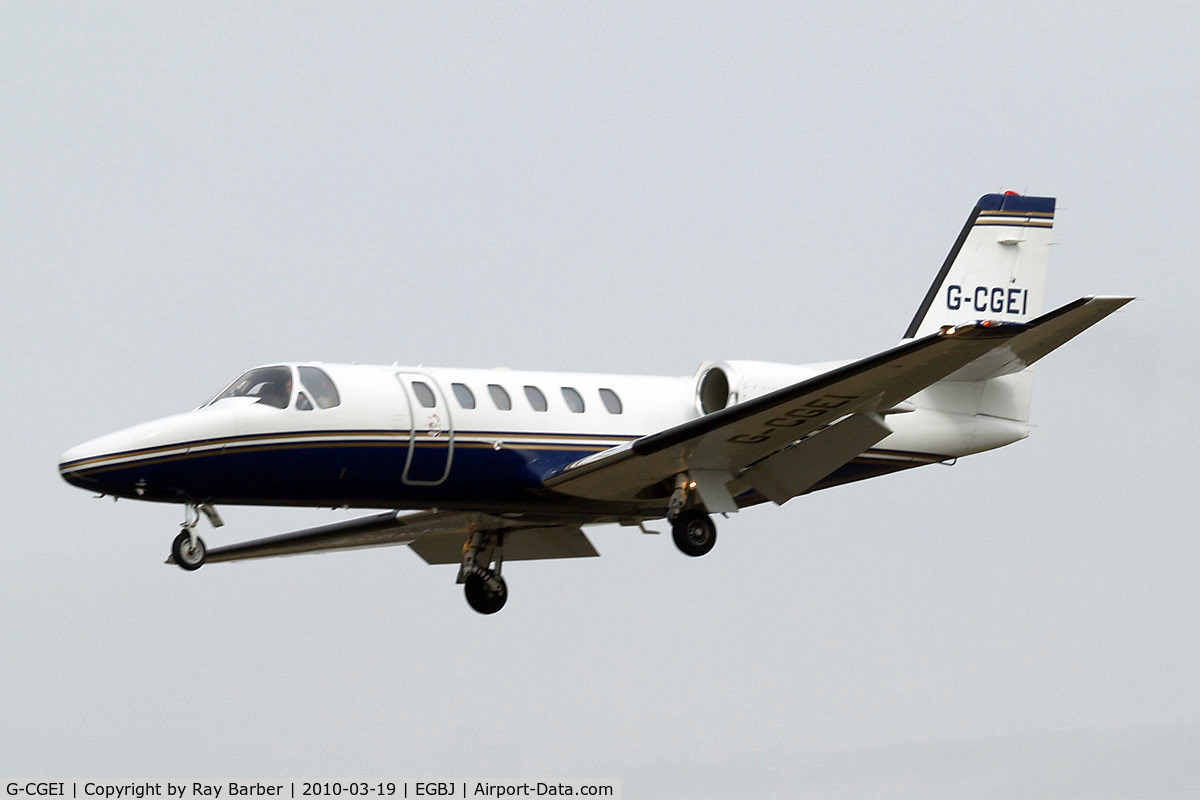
943, 296, 1133, 381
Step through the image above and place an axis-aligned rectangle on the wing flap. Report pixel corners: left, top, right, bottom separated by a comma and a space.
409, 526, 598, 565
730, 411, 894, 505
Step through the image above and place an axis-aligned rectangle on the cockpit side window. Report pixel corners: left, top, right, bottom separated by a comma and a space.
298, 366, 341, 409
296, 392, 314, 411
211, 366, 293, 409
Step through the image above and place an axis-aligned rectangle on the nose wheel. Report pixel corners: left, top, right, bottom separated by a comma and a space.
168, 503, 220, 571
171, 529, 207, 570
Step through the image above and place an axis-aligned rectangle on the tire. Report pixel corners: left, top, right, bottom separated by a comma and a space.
171, 530, 207, 571
464, 571, 508, 614
672, 510, 717, 557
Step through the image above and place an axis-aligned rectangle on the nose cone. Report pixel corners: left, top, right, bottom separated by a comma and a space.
59, 431, 137, 492
58, 412, 206, 498
59, 447, 85, 486
59, 405, 261, 502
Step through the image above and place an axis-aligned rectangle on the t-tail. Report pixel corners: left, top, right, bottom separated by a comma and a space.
903, 193, 1129, 438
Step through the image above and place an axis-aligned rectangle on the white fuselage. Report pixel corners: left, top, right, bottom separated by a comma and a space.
58, 359, 1027, 520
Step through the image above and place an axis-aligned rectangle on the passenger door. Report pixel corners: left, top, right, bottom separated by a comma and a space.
395, 373, 454, 485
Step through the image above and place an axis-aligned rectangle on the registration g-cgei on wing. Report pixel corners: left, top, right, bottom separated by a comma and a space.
60, 192, 1132, 614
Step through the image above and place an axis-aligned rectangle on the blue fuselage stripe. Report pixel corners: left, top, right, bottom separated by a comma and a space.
60, 436, 631, 510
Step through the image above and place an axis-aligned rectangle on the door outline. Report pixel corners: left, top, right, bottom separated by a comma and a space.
395, 372, 454, 486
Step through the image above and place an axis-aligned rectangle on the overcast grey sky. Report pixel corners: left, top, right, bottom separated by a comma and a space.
3, 2, 1197, 796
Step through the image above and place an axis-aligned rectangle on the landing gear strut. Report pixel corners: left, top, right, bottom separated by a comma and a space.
459, 531, 508, 614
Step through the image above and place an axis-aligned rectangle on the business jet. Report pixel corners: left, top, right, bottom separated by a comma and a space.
59, 192, 1131, 613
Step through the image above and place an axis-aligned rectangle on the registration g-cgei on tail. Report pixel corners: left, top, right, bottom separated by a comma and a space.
59, 192, 1132, 614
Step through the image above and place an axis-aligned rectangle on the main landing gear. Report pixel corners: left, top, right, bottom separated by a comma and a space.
667, 473, 718, 557
168, 503, 222, 571
464, 570, 508, 615
671, 509, 717, 557
459, 531, 508, 615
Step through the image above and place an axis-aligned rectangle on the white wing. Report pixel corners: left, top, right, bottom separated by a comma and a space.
186, 509, 597, 566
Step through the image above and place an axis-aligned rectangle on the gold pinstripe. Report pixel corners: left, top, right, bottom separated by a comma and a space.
61, 430, 637, 475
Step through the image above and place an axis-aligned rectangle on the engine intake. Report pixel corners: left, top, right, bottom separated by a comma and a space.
694, 360, 830, 416
697, 365, 734, 414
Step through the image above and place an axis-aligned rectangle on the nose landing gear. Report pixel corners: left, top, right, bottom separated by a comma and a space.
167, 503, 223, 571
171, 529, 207, 570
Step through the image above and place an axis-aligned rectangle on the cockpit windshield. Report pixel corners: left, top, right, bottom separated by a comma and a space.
210, 366, 294, 409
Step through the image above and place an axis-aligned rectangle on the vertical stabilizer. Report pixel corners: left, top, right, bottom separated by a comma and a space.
904, 193, 1055, 339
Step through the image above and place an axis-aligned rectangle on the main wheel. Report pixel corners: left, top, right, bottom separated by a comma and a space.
672, 510, 717, 557
464, 570, 508, 615
171, 530, 207, 571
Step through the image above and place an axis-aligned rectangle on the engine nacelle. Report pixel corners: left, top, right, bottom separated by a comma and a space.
694, 360, 833, 415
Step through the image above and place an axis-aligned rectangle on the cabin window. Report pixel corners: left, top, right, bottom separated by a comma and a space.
210, 365, 293, 409
411, 381, 437, 408
296, 392, 314, 411
562, 387, 585, 413
524, 385, 548, 412
451, 382, 476, 409
599, 388, 623, 414
488, 384, 512, 411
298, 366, 340, 409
